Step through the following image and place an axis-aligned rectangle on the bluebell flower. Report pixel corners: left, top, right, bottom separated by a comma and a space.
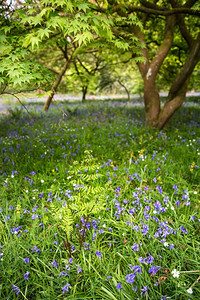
30, 245, 40, 253
32, 214, 39, 220
129, 265, 142, 274
116, 282, 122, 290
11, 226, 22, 234
142, 224, 149, 236
125, 273, 136, 284
52, 260, 58, 268
69, 258, 73, 264
24, 271, 30, 280
148, 265, 161, 275
59, 271, 68, 277
62, 283, 71, 293
131, 243, 139, 251
83, 243, 90, 250
12, 284, 20, 295
23, 257, 30, 263
180, 226, 188, 234
96, 251, 102, 258
140, 286, 148, 295
156, 185, 163, 194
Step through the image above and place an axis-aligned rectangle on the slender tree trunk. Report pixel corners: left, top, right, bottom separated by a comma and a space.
117, 79, 130, 100
82, 86, 88, 102
44, 59, 71, 111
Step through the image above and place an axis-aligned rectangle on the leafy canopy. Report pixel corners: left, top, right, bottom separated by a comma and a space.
0, 0, 143, 92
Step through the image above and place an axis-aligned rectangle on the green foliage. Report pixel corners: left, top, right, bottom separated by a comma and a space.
51, 203, 74, 239
7, 107, 23, 119
0, 0, 144, 93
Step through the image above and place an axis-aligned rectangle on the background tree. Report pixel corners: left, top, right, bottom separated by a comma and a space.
0, 0, 143, 109
72, 50, 106, 102
106, 0, 200, 128
98, 50, 143, 100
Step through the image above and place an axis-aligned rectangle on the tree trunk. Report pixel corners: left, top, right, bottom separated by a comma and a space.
135, 16, 200, 129
135, 16, 175, 127
157, 79, 189, 129
82, 86, 88, 102
117, 79, 130, 100
157, 33, 200, 129
143, 79, 161, 127
44, 59, 71, 111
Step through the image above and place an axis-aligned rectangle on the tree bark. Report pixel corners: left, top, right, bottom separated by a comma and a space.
44, 58, 71, 111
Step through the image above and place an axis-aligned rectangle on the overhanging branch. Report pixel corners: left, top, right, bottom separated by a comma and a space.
111, 5, 200, 17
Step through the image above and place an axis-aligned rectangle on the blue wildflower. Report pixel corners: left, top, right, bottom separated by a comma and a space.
116, 282, 122, 290
96, 251, 102, 258
148, 265, 161, 275
62, 283, 71, 293
131, 243, 139, 251
24, 271, 30, 280
125, 273, 136, 284
52, 260, 59, 268
12, 285, 20, 295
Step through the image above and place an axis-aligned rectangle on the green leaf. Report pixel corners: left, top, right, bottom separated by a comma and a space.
31, 14, 43, 26
78, 2, 89, 13
37, 28, 51, 40
23, 34, 41, 48
74, 31, 94, 46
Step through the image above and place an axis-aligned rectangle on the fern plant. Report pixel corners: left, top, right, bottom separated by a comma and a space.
50, 203, 73, 240
49, 150, 109, 255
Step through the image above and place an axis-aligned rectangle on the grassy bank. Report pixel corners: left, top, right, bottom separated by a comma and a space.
0, 100, 199, 299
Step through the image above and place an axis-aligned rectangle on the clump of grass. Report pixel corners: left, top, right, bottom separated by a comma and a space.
0, 99, 199, 299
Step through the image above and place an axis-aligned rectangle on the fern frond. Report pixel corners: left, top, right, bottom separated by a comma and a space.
50, 204, 74, 239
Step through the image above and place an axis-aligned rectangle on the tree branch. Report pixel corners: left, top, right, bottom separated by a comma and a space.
183, 0, 199, 8
169, 0, 194, 47
167, 32, 200, 102
76, 58, 91, 75
139, 0, 163, 10
111, 5, 200, 17
5, 92, 35, 119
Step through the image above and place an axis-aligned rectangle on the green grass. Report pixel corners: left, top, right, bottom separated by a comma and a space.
0, 100, 199, 299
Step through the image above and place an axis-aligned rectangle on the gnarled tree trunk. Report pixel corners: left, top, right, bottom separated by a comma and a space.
135, 16, 200, 129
